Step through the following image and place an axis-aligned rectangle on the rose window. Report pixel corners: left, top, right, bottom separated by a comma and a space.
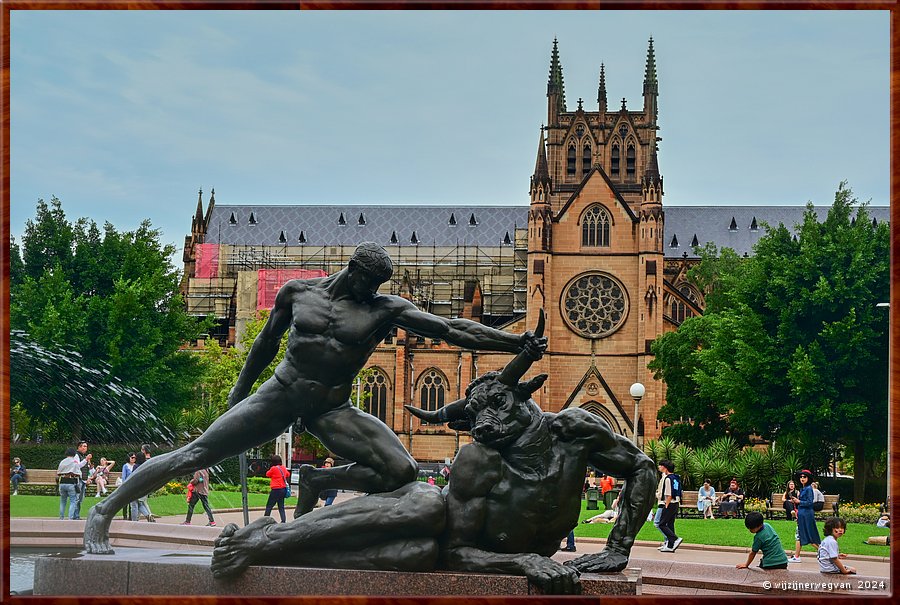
561, 273, 629, 338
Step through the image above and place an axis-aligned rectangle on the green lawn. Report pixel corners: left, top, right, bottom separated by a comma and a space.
573, 501, 890, 557
10, 492, 294, 518
11, 495, 890, 558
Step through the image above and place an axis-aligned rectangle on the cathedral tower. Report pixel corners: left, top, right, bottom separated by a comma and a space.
528, 37, 665, 444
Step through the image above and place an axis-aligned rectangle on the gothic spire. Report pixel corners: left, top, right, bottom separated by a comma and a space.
643, 36, 657, 90
194, 187, 204, 224
533, 127, 550, 184
597, 63, 607, 112
643, 36, 659, 121
547, 38, 566, 113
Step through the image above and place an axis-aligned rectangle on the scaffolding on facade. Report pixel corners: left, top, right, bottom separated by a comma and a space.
185, 235, 528, 345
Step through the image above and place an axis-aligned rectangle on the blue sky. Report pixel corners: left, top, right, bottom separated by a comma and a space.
10, 10, 889, 261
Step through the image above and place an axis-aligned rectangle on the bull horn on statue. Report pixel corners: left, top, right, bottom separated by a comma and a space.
497, 309, 545, 388
405, 397, 467, 425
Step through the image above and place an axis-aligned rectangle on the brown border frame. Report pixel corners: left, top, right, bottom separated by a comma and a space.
1, 3, 896, 604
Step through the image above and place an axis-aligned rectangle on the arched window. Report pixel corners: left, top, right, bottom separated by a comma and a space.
582, 145, 592, 174
581, 205, 611, 247
626, 145, 636, 179
567, 145, 576, 176
611, 144, 620, 176
362, 369, 391, 424
418, 369, 447, 417
671, 300, 686, 323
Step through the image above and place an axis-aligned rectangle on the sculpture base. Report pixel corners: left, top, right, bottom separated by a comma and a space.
34, 547, 640, 596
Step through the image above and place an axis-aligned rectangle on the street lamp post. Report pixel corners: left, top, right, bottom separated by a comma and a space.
629, 382, 645, 445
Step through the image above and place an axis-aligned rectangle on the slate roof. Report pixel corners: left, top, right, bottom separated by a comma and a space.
664, 206, 890, 258
203, 204, 890, 258
204, 205, 524, 248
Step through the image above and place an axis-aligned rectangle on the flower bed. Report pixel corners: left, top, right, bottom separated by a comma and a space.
836, 502, 883, 524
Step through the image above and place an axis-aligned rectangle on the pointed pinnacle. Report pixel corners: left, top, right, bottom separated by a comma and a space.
644, 36, 657, 86
533, 127, 550, 183
598, 63, 607, 107
547, 38, 566, 111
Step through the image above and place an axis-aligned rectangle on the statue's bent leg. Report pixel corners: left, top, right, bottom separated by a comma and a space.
85, 379, 298, 554
568, 435, 658, 573
213, 481, 444, 577
294, 405, 417, 517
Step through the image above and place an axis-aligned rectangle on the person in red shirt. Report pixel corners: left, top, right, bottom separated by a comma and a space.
599, 473, 616, 495
265, 455, 290, 523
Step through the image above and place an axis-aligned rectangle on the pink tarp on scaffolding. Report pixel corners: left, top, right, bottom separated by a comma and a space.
257, 269, 328, 310
194, 243, 220, 278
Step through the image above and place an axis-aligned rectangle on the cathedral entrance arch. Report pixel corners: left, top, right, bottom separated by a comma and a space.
578, 400, 624, 435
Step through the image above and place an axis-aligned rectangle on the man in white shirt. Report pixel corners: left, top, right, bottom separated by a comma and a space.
56, 447, 82, 520
72, 440, 92, 520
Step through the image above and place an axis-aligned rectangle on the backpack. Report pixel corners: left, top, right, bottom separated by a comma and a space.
666, 473, 683, 500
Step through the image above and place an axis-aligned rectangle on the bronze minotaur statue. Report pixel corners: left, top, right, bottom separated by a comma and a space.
83, 242, 546, 554
210, 312, 657, 594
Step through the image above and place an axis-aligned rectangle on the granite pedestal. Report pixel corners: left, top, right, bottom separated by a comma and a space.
33, 548, 639, 596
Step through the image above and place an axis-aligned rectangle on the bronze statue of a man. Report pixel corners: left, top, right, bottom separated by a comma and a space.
84, 242, 546, 554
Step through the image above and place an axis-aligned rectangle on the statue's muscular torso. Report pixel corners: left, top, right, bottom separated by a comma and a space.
447, 414, 589, 558
269, 278, 400, 415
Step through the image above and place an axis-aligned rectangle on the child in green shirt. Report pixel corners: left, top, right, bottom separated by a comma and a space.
736, 511, 789, 570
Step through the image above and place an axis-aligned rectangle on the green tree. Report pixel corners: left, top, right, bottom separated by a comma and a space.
649, 183, 888, 501
10, 197, 211, 438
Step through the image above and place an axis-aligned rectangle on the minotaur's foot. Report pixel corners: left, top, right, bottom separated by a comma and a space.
566, 547, 629, 573
83, 503, 115, 554
211, 517, 277, 578
293, 464, 319, 518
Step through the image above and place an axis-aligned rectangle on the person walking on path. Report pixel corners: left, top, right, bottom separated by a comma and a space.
318, 458, 338, 507
790, 469, 821, 562
128, 452, 154, 522
656, 459, 682, 553
84, 242, 546, 554
72, 440, 92, 520
182, 468, 216, 526
264, 455, 290, 523
10, 457, 26, 496
56, 447, 81, 520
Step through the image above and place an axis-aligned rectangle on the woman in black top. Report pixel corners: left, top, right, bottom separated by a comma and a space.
781, 479, 800, 520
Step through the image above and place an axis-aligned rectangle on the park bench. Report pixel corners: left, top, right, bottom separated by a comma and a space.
766, 491, 790, 520
13, 469, 122, 496
678, 490, 723, 518
678, 490, 700, 517
816, 494, 840, 519
765, 491, 839, 520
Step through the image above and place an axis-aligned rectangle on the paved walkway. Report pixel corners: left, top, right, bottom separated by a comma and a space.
12, 490, 890, 596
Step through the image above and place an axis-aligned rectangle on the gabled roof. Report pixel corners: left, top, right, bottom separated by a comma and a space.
555, 164, 638, 222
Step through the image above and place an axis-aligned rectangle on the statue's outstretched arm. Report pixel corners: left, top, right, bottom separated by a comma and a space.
393, 299, 536, 354
229, 281, 296, 406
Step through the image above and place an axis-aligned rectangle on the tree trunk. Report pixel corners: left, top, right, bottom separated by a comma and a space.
853, 439, 867, 503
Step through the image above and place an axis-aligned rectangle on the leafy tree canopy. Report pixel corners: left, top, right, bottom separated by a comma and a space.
650, 183, 888, 499
10, 197, 212, 437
